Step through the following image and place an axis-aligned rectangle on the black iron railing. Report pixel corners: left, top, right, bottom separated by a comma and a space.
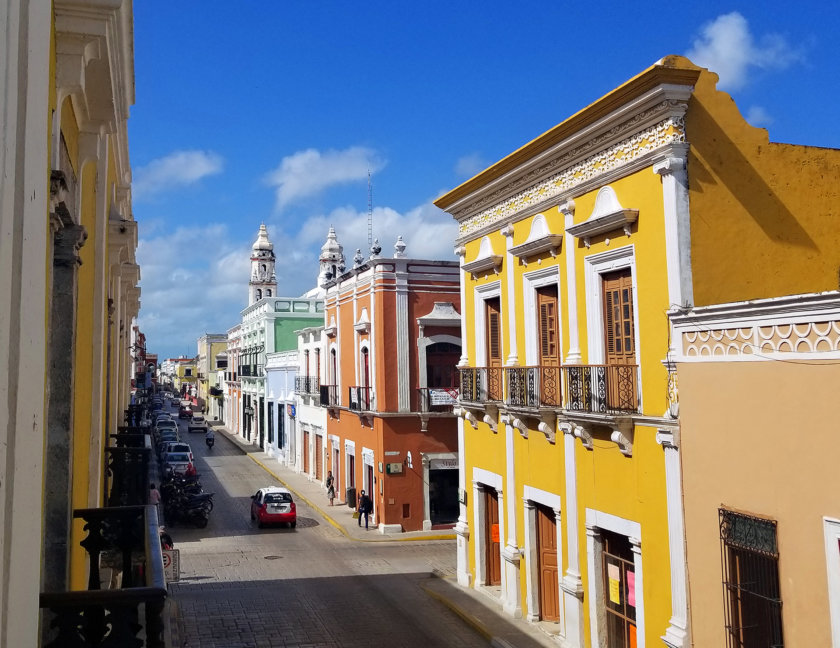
320, 384, 339, 407
562, 364, 638, 414
505, 365, 562, 408
104, 438, 151, 508
348, 386, 372, 411
39, 505, 167, 647
459, 367, 503, 403
295, 376, 320, 394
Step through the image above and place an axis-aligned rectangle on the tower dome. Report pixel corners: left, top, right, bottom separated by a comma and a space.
248, 223, 277, 305
318, 226, 346, 287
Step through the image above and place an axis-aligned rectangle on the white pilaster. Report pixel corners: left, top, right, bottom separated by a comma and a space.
455, 415, 471, 586
657, 428, 690, 648
653, 150, 692, 309
396, 265, 410, 410
501, 224, 518, 366
561, 201, 582, 363
455, 246, 469, 368
502, 416, 521, 617
561, 422, 585, 647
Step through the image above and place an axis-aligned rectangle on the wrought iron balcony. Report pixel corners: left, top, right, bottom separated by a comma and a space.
562, 364, 638, 414
348, 386, 372, 411
39, 504, 167, 647
104, 434, 151, 507
459, 367, 503, 403
418, 387, 459, 413
320, 384, 339, 407
295, 375, 320, 395
505, 365, 562, 408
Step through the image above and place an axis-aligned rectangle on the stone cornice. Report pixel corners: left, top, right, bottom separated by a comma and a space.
435, 59, 699, 212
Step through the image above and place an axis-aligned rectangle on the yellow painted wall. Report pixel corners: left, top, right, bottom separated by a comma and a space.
680, 359, 840, 646
687, 68, 840, 306
69, 161, 97, 590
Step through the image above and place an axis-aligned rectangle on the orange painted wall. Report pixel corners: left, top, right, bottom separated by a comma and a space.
679, 359, 840, 647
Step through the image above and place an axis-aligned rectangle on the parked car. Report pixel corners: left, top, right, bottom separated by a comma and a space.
158, 441, 192, 462
162, 452, 193, 476
187, 415, 207, 433
250, 487, 296, 528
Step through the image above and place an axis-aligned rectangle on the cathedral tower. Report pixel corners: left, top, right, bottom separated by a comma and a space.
249, 223, 277, 305
318, 225, 346, 288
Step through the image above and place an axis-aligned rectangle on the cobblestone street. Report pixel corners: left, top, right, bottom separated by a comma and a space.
165, 419, 485, 647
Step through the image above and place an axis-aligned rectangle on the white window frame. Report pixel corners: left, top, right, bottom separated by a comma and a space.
523, 485, 564, 630
522, 266, 563, 366
473, 467, 505, 596
474, 281, 502, 366
585, 508, 644, 648
344, 439, 356, 488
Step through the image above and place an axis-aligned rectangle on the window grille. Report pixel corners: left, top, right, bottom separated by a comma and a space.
719, 508, 784, 648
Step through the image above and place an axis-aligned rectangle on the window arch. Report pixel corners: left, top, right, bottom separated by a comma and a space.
266, 289, 272, 297
256, 289, 262, 299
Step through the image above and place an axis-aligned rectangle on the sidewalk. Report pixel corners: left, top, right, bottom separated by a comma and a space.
202, 420, 562, 648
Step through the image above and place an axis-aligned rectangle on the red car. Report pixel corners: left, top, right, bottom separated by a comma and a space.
250, 487, 296, 528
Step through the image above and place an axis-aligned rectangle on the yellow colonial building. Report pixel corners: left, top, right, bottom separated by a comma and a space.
437, 54, 840, 648
1, 1, 143, 645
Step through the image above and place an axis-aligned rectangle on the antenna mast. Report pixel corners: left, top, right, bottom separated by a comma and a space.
367, 170, 373, 249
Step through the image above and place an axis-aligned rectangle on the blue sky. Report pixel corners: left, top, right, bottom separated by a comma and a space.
131, 2, 840, 360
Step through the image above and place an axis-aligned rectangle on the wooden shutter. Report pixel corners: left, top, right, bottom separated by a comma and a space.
603, 269, 635, 365
486, 298, 502, 367
537, 505, 560, 622
537, 286, 560, 366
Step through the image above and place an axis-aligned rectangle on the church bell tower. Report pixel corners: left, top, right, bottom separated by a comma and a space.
249, 223, 277, 305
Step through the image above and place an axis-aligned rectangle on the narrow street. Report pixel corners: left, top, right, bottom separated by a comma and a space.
164, 411, 488, 648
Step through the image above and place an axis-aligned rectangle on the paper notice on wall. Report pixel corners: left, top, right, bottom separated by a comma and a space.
627, 570, 636, 607
608, 563, 620, 605
629, 623, 637, 648
491, 523, 500, 544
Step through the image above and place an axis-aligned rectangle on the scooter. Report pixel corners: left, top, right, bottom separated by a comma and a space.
205, 435, 214, 449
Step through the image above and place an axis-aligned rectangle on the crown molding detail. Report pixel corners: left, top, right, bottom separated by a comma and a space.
566, 186, 638, 248
510, 213, 563, 261
455, 107, 686, 241
462, 236, 503, 278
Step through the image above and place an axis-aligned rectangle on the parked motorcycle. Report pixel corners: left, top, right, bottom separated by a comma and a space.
164, 492, 214, 528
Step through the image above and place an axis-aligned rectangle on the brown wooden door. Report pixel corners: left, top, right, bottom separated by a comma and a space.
486, 298, 502, 400
315, 434, 323, 480
537, 286, 561, 406
603, 269, 636, 408
537, 504, 560, 622
303, 430, 310, 474
484, 488, 501, 586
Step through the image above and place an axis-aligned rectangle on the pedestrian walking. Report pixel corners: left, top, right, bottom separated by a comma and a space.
357, 490, 372, 529
325, 470, 335, 506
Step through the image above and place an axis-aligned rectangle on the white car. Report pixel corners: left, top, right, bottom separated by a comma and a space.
187, 415, 207, 433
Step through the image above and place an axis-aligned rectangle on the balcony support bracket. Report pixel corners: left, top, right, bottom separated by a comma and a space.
610, 417, 634, 456
538, 411, 557, 444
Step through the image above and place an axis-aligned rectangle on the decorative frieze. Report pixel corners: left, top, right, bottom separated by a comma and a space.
683, 320, 840, 357
456, 114, 686, 239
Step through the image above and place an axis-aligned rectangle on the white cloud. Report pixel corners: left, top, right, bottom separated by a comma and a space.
746, 105, 774, 127
686, 12, 804, 91
264, 147, 385, 210
133, 150, 224, 200
455, 153, 488, 179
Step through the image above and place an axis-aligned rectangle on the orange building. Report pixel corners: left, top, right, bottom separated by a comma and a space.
321, 235, 462, 532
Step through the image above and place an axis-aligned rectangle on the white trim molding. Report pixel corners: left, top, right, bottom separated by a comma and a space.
463, 236, 503, 278
522, 486, 564, 629
473, 281, 502, 367
473, 468, 504, 599
522, 265, 563, 366
510, 213, 563, 261
567, 186, 638, 248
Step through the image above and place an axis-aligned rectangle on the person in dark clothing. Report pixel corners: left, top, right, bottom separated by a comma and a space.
357, 490, 372, 529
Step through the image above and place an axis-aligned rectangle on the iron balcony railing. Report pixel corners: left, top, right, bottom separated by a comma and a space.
505, 365, 562, 408
295, 375, 320, 394
320, 384, 339, 407
460, 367, 503, 403
417, 387, 459, 413
561, 364, 638, 414
39, 504, 167, 647
348, 386, 372, 411
104, 434, 151, 507
460, 363, 639, 414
